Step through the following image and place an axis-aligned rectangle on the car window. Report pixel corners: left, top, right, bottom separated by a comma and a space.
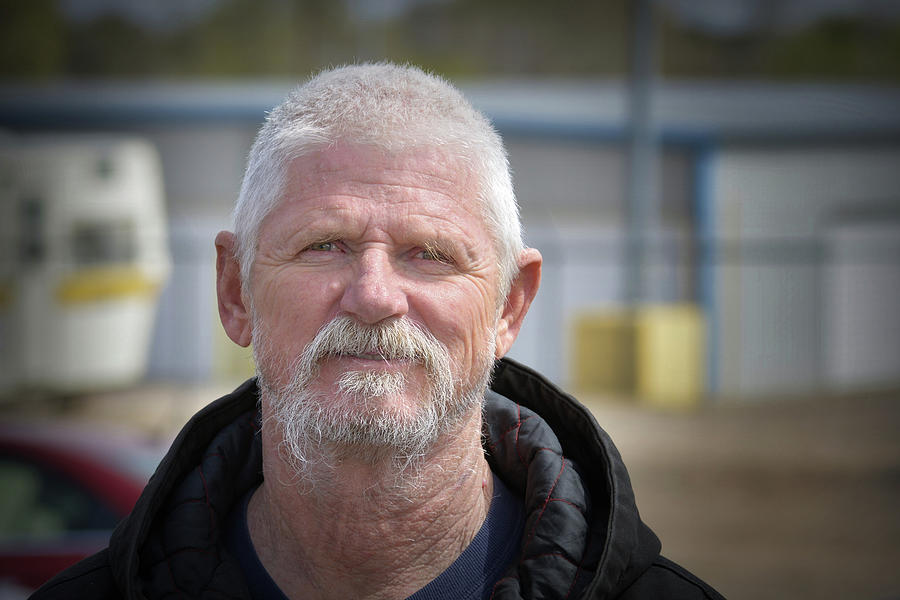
0, 455, 119, 540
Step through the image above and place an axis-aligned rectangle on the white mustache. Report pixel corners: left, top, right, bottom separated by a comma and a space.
297, 316, 448, 378
254, 312, 494, 483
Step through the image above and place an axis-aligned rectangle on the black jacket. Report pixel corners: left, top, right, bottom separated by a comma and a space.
32, 358, 724, 599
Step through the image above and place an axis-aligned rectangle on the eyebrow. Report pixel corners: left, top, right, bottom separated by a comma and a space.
422, 235, 483, 266
422, 239, 454, 259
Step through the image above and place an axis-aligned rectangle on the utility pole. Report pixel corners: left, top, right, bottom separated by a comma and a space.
624, 0, 660, 305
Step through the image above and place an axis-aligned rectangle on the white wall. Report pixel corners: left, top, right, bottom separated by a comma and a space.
711, 146, 900, 397
824, 220, 900, 388
146, 218, 221, 381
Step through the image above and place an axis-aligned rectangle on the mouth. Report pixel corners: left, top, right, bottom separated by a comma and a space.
331, 351, 393, 362
349, 352, 386, 361
326, 352, 422, 369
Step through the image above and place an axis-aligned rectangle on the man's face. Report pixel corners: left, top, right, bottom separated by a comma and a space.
247, 144, 503, 448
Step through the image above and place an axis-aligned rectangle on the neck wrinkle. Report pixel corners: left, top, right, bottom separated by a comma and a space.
248, 408, 494, 600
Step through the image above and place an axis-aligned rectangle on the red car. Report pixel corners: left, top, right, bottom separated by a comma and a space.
0, 421, 165, 594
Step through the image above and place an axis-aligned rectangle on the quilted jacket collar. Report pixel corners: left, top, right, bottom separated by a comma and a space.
488, 359, 661, 598
108, 359, 660, 599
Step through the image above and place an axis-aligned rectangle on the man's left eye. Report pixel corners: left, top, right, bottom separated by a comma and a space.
419, 247, 451, 263
308, 241, 337, 252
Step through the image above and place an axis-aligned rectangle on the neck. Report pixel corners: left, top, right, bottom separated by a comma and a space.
248, 408, 493, 600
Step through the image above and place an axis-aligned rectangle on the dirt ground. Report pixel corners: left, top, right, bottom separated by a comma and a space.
580, 389, 900, 600
10, 383, 900, 599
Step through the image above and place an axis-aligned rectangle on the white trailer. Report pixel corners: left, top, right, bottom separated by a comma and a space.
0, 134, 170, 394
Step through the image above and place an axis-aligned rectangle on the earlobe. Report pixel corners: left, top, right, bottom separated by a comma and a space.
215, 231, 252, 348
495, 248, 542, 358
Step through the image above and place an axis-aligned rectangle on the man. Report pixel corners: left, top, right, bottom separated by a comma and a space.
33, 63, 723, 599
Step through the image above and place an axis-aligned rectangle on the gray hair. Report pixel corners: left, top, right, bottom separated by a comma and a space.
232, 62, 523, 296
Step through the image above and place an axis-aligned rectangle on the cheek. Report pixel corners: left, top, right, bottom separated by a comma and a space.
253, 271, 342, 347
417, 284, 498, 366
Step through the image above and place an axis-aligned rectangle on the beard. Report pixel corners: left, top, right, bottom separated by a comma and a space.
252, 315, 496, 482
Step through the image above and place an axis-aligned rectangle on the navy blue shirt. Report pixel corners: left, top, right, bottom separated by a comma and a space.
224, 473, 525, 600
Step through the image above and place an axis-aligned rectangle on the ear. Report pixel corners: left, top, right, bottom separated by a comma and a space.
494, 248, 542, 358
215, 231, 252, 347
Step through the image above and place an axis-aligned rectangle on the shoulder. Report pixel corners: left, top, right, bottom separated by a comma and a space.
616, 556, 726, 600
29, 549, 120, 600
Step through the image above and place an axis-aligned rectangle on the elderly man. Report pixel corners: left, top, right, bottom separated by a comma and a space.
34, 64, 723, 600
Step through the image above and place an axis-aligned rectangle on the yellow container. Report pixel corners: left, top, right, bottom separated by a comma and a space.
571, 310, 636, 396
635, 304, 705, 409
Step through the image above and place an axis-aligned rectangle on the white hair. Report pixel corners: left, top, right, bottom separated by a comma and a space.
232, 62, 524, 295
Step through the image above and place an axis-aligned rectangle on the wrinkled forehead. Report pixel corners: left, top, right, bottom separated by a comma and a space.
264, 143, 486, 230
283, 143, 479, 198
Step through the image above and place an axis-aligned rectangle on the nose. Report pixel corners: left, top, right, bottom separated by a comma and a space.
339, 249, 409, 325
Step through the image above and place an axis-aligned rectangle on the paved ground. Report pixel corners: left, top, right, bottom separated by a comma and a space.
7, 383, 900, 599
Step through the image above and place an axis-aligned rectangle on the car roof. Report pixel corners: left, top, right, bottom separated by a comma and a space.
0, 420, 168, 482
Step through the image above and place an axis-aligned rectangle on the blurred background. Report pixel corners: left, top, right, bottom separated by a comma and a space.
0, 0, 898, 598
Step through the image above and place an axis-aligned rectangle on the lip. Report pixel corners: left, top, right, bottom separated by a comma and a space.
333, 352, 388, 362
318, 354, 420, 379
330, 352, 413, 365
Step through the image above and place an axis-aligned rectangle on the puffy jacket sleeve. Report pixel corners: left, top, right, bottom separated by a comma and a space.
615, 556, 726, 599
28, 549, 121, 600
